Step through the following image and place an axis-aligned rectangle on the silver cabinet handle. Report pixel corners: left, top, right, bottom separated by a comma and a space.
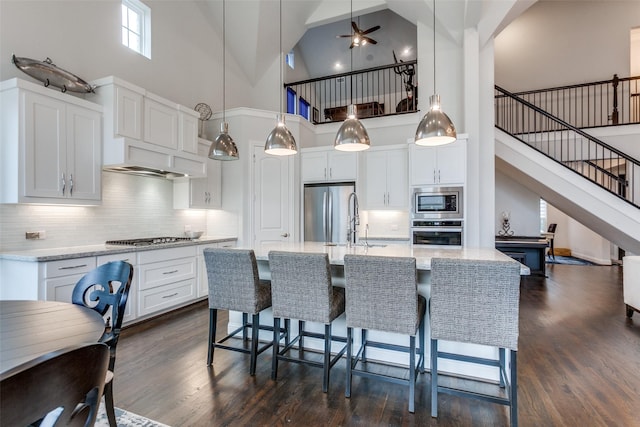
59, 264, 87, 270
61, 173, 66, 195
329, 167, 332, 178
438, 170, 441, 182
69, 173, 73, 196
281, 232, 289, 238
162, 293, 178, 299
162, 270, 179, 275
324, 167, 327, 179
433, 169, 436, 183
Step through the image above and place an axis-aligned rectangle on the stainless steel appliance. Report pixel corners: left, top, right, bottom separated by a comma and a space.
411, 219, 463, 247
106, 237, 192, 246
412, 186, 463, 219
304, 182, 356, 244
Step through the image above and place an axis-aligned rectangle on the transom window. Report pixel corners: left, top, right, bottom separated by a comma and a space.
122, 0, 151, 59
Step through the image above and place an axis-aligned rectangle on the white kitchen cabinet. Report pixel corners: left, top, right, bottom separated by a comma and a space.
113, 84, 143, 140
173, 139, 222, 209
44, 257, 97, 302
410, 140, 466, 186
144, 94, 179, 150
301, 148, 357, 182
137, 246, 197, 317
1, 78, 102, 204
179, 106, 199, 154
362, 146, 408, 210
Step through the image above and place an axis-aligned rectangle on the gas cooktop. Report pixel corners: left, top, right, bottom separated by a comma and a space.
106, 237, 192, 247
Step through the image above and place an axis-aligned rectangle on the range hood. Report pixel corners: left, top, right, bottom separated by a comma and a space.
102, 165, 187, 179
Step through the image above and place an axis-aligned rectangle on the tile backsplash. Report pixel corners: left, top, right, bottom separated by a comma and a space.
0, 172, 234, 251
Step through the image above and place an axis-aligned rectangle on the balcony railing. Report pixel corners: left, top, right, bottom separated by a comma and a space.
284, 60, 418, 124
507, 75, 640, 130
495, 85, 639, 210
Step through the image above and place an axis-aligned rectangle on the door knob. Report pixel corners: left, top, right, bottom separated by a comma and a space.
281, 233, 290, 238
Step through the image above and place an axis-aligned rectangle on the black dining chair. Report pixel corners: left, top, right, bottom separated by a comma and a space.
546, 223, 557, 260
72, 260, 134, 427
0, 342, 110, 427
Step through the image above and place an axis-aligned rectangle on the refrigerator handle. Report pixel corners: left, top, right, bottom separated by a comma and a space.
328, 190, 333, 241
322, 191, 328, 242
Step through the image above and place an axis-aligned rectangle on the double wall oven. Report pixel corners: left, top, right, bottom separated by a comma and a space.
411, 186, 464, 247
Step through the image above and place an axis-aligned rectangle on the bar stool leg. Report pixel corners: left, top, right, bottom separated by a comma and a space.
431, 339, 438, 417
345, 327, 353, 398
510, 350, 518, 427
207, 308, 217, 366
418, 318, 426, 373
322, 323, 331, 393
299, 320, 305, 351
409, 335, 416, 413
272, 317, 281, 380
361, 329, 367, 363
242, 313, 248, 341
249, 313, 260, 376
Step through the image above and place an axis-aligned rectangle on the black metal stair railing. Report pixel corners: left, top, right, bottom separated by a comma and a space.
506, 75, 640, 129
284, 60, 418, 124
495, 85, 639, 210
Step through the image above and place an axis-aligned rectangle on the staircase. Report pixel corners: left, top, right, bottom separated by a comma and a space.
494, 85, 640, 254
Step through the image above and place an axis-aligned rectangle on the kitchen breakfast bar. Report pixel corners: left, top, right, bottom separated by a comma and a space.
232, 242, 529, 383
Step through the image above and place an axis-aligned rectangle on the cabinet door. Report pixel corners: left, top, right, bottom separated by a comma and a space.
206, 159, 222, 208
410, 145, 437, 186
115, 85, 142, 139
385, 149, 408, 209
436, 142, 466, 184
301, 151, 328, 182
144, 98, 178, 149
66, 104, 101, 201
327, 151, 357, 181
189, 177, 209, 208
364, 151, 389, 209
23, 91, 67, 199
45, 273, 86, 302
179, 111, 199, 154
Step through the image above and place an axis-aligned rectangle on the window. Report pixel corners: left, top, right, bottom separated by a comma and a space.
286, 88, 296, 114
299, 97, 310, 120
540, 198, 548, 234
122, 0, 151, 59
286, 50, 295, 69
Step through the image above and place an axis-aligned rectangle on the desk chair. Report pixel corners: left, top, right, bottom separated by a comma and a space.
546, 223, 557, 260
430, 257, 521, 426
72, 261, 134, 427
0, 343, 110, 427
343, 254, 426, 413
204, 248, 275, 376
268, 251, 347, 393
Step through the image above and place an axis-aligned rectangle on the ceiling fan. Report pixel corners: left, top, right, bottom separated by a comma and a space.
337, 21, 381, 48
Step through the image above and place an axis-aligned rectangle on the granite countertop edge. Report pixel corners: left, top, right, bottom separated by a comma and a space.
0, 237, 238, 262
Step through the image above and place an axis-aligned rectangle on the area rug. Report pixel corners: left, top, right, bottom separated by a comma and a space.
95, 405, 171, 427
546, 255, 595, 266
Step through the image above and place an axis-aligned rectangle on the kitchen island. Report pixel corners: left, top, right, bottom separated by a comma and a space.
229, 242, 528, 382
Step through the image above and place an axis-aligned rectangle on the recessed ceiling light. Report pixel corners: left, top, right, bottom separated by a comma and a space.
335, 62, 342, 70
403, 47, 411, 56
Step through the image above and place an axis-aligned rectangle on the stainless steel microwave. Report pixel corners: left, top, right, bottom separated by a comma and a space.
412, 186, 463, 219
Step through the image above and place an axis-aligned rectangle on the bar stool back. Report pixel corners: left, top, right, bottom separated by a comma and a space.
343, 254, 426, 413
430, 257, 521, 425
204, 248, 273, 376
268, 251, 347, 393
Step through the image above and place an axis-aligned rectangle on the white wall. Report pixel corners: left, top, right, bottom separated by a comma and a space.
495, 170, 540, 236
495, 0, 640, 92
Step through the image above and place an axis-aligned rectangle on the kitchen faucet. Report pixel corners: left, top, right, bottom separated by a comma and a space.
347, 192, 359, 246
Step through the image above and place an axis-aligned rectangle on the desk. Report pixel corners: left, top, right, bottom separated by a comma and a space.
0, 300, 105, 373
495, 237, 548, 276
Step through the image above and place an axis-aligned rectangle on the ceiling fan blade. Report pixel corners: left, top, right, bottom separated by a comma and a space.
351, 21, 360, 33
337, 34, 352, 38
362, 25, 380, 35
362, 36, 377, 45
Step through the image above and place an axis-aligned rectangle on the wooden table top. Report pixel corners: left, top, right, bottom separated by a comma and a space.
0, 300, 105, 374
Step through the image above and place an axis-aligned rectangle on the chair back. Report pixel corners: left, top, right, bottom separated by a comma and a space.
344, 254, 419, 335
204, 248, 267, 314
268, 251, 335, 323
72, 261, 133, 346
0, 343, 110, 427
547, 223, 557, 234
430, 258, 521, 350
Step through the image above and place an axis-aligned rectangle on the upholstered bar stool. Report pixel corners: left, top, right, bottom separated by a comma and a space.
268, 251, 347, 393
430, 257, 521, 426
343, 254, 426, 413
204, 248, 276, 376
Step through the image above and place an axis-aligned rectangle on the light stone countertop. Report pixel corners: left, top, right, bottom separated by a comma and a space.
0, 237, 237, 262
247, 241, 530, 275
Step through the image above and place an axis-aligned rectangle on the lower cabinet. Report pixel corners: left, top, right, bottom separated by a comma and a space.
137, 246, 197, 317
44, 257, 97, 302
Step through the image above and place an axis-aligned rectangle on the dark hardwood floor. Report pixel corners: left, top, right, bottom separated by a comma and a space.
114, 263, 640, 426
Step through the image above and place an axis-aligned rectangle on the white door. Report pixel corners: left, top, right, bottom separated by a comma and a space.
253, 145, 292, 245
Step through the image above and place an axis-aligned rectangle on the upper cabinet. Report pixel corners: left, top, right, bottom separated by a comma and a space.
174, 139, 221, 209
91, 76, 205, 178
301, 148, 357, 182
1, 78, 102, 204
362, 146, 408, 210
410, 140, 466, 186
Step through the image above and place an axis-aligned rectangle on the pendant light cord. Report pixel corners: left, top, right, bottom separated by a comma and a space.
350, 0, 353, 106
222, 0, 226, 124
279, 0, 283, 115
433, 0, 436, 94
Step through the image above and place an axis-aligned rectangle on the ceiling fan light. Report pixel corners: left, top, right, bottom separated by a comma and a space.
415, 95, 457, 146
265, 114, 298, 156
209, 122, 239, 160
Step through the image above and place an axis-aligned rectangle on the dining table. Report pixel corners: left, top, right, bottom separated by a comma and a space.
0, 300, 106, 374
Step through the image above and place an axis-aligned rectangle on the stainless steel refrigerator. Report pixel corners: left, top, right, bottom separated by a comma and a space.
304, 182, 355, 243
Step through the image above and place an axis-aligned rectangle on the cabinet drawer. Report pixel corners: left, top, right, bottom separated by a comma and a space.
44, 257, 96, 279
138, 246, 196, 264
138, 279, 195, 316
138, 257, 196, 291
97, 252, 136, 265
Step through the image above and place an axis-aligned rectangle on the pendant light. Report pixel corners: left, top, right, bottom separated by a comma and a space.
209, 0, 239, 161
414, 0, 456, 146
265, 0, 297, 156
334, 0, 370, 152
